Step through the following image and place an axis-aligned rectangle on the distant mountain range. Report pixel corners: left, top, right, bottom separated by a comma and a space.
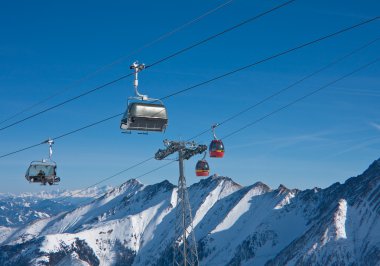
0, 186, 111, 228
0, 158, 379, 265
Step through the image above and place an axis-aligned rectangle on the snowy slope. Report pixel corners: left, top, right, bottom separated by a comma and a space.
0, 159, 379, 265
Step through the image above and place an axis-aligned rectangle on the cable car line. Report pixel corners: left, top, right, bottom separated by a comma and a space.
146, 0, 296, 69
61, 157, 155, 202
54, 113, 123, 141
0, 143, 46, 159
221, 58, 379, 141
119, 25, 380, 134
0, 32, 378, 159
19, 54, 378, 203
1, 16, 377, 135
187, 36, 380, 141
216, 39, 380, 127
55, 56, 379, 204
0, 0, 295, 133
0, 113, 124, 159
135, 35, 380, 138
159, 17, 379, 101
55, 158, 174, 204
0, 74, 133, 133
0, 0, 235, 127
1, 5, 376, 202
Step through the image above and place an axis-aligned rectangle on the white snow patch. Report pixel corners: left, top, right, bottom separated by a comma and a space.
0, 226, 16, 244
274, 191, 295, 209
212, 185, 266, 233
192, 179, 239, 228
334, 199, 347, 240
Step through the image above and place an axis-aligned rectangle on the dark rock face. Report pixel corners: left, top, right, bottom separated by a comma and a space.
0, 238, 43, 266
228, 230, 278, 265
48, 238, 100, 266
112, 240, 136, 266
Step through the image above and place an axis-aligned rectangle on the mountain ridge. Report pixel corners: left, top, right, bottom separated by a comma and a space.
0, 158, 379, 265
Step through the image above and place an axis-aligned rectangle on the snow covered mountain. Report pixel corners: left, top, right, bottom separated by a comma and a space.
0, 159, 379, 265
0, 186, 111, 228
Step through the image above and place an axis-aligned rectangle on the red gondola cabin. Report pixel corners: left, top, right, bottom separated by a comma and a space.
196, 160, 210, 176
209, 140, 224, 158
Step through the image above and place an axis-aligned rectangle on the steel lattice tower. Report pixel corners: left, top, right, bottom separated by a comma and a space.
155, 140, 206, 266
173, 149, 198, 266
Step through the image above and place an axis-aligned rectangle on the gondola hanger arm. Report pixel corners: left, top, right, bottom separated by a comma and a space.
41, 138, 54, 160
212, 123, 219, 139
130, 61, 148, 100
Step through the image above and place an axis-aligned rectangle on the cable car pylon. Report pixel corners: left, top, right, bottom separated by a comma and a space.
155, 140, 206, 266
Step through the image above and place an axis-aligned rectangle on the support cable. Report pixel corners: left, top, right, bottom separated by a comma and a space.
188, 37, 380, 140
221, 58, 379, 140
1, 30, 378, 159
54, 159, 174, 205
0, 0, 297, 132
146, 0, 296, 69
0, 0, 235, 126
46, 57, 380, 205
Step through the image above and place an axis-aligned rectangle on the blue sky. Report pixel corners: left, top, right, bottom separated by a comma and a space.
0, 0, 379, 194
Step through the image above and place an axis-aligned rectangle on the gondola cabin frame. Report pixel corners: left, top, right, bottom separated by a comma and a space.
195, 159, 210, 177
209, 139, 225, 158
25, 160, 60, 185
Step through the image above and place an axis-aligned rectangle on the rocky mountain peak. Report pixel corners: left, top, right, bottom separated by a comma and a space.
102, 178, 143, 198
361, 157, 380, 178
